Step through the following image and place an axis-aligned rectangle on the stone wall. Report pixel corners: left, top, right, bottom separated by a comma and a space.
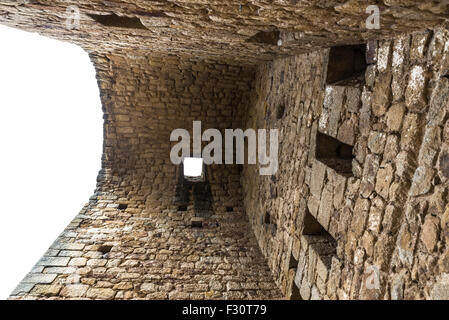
4, 0, 449, 301
9, 54, 282, 299
242, 27, 449, 300
1, 1, 448, 64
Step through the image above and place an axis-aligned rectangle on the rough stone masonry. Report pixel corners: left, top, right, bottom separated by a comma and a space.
2, 1, 449, 300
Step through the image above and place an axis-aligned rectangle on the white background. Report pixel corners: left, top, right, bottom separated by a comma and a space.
0, 25, 103, 299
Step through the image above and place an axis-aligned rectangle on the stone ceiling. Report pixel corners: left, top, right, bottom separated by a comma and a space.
0, 1, 448, 64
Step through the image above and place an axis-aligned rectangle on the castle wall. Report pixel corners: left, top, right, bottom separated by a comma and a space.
9, 54, 282, 300
242, 28, 449, 300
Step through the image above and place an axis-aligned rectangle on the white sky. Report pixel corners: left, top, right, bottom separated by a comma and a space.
183, 157, 203, 177
0, 25, 103, 299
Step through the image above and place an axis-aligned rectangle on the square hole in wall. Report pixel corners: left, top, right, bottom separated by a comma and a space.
98, 245, 113, 255
178, 205, 188, 212
226, 206, 233, 212
118, 204, 128, 210
315, 131, 354, 177
326, 44, 367, 85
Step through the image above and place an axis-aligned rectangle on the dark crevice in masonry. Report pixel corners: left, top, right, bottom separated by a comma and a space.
290, 283, 302, 300
288, 251, 298, 270
315, 131, 354, 177
326, 44, 367, 86
276, 104, 285, 120
98, 245, 113, 255
118, 203, 128, 210
263, 211, 270, 225
247, 30, 280, 45
87, 13, 149, 30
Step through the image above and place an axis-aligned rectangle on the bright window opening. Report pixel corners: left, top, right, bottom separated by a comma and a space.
183, 157, 203, 177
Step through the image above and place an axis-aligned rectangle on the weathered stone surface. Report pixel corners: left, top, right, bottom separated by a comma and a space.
431, 274, 449, 300
5, 2, 449, 301
86, 288, 116, 300
60, 284, 88, 298
371, 73, 392, 117
405, 65, 427, 112
22, 274, 57, 284
421, 215, 440, 253
368, 131, 387, 155
30, 285, 62, 297
386, 103, 405, 132
36, 257, 70, 267
409, 165, 434, 196
438, 147, 449, 181
68, 258, 87, 267
0, 1, 445, 65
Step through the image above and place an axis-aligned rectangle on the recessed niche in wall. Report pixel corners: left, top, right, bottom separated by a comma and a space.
302, 209, 337, 270
118, 204, 128, 210
226, 206, 234, 212
191, 217, 203, 228
276, 104, 285, 120
264, 212, 271, 225
178, 205, 188, 212
98, 245, 113, 255
315, 131, 354, 177
87, 13, 149, 30
326, 44, 367, 85
247, 30, 280, 45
